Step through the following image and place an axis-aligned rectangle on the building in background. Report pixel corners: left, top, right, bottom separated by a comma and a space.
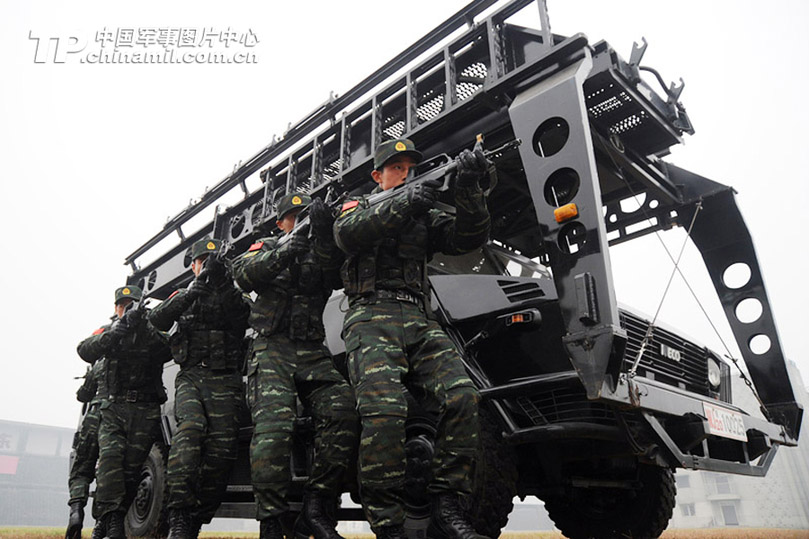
0, 419, 74, 525
669, 361, 809, 529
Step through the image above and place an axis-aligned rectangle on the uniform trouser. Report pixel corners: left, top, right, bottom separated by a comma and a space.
94, 401, 161, 518
167, 366, 242, 524
68, 402, 101, 505
343, 300, 480, 528
247, 334, 359, 521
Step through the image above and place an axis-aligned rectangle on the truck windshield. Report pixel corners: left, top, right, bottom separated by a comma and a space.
429, 243, 550, 279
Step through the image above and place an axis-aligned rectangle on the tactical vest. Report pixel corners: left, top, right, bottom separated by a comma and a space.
341, 216, 429, 299
76, 357, 109, 404
92, 357, 109, 404
172, 288, 246, 371
248, 242, 330, 341
106, 319, 166, 402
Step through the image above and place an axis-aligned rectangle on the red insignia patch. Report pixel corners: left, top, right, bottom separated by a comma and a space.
169, 290, 181, 299
92, 327, 105, 336
341, 200, 359, 212
248, 241, 264, 252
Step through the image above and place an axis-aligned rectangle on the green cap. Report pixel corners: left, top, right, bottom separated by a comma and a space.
373, 138, 423, 170
276, 192, 311, 219
190, 238, 222, 261
114, 285, 143, 304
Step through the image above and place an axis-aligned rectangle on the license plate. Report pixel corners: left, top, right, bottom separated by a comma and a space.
703, 402, 748, 442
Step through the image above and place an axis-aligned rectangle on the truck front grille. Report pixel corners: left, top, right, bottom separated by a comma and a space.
620, 310, 710, 396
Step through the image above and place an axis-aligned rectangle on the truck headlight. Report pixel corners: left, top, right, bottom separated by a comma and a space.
708, 358, 722, 388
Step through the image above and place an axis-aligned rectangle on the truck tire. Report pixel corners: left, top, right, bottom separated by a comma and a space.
467, 407, 518, 538
126, 443, 169, 538
544, 464, 676, 539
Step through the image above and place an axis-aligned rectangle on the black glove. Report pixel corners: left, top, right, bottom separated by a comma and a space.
284, 232, 310, 258
455, 148, 489, 188
204, 257, 229, 286
308, 198, 335, 240
123, 303, 145, 326
187, 277, 213, 298
406, 178, 442, 214
108, 319, 128, 340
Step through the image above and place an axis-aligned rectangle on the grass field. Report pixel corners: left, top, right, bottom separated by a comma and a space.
1, 528, 808, 539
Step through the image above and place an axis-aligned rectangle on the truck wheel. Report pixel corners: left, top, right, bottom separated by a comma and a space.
466, 407, 518, 538
404, 414, 436, 521
544, 464, 676, 539
126, 443, 169, 538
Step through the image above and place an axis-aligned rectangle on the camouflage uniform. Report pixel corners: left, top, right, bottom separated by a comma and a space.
68, 357, 108, 506
232, 208, 359, 523
333, 138, 490, 530
148, 246, 250, 526
77, 311, 171, 521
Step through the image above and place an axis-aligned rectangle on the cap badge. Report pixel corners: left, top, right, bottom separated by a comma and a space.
394, 141, 407, 151
122, 288, 131, 295
292, 195, 302, 205
206, 241, 216, 250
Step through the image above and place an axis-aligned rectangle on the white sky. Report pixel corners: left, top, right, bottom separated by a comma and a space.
1, 0, 807, 429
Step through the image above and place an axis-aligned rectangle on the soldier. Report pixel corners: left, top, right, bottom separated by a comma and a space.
333, 138, 491, 539
232, 192, 359, 539
149, 238, 251, 538
78, 285, 172, 539
65, 356, 107, 539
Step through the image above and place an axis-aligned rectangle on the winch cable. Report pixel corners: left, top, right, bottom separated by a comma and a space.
604, 142, 771, 416
626, 198, 701, 377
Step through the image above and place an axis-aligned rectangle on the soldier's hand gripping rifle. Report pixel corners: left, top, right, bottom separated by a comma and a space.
274, 186, 342, 250
107, 295, 149, 345
197, 244, 231, 286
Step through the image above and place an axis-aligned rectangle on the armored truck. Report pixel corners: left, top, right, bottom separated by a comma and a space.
117, 0, 803, 537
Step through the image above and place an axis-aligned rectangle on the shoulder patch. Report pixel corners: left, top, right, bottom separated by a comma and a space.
339, 200, 360, 219
341, 200, 359, 212
92, 327, 105, 336
248, 241, 264, 252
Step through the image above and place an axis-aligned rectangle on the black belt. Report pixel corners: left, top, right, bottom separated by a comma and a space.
109, 390, 161, 403
350, 289, 423, 307
197, 362, 239, 372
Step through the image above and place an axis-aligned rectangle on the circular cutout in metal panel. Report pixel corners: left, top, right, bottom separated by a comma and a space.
533, 117, 570, 158
544, 167, 580, 206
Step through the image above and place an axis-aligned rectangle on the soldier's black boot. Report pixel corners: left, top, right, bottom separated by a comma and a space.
90, 524, 105, 539
89, 514, 105, 539
167, 509, 194, 539
259, 517, 283, 539
104, 510, 126, 539
373, 524, 407, 539
426, 493, 486, 539
294, 491, 343, 539
65, 501, 84, 539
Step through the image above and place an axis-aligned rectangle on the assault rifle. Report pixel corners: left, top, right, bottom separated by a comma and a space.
276, 135, 521, 245
359, 135, 520, 213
